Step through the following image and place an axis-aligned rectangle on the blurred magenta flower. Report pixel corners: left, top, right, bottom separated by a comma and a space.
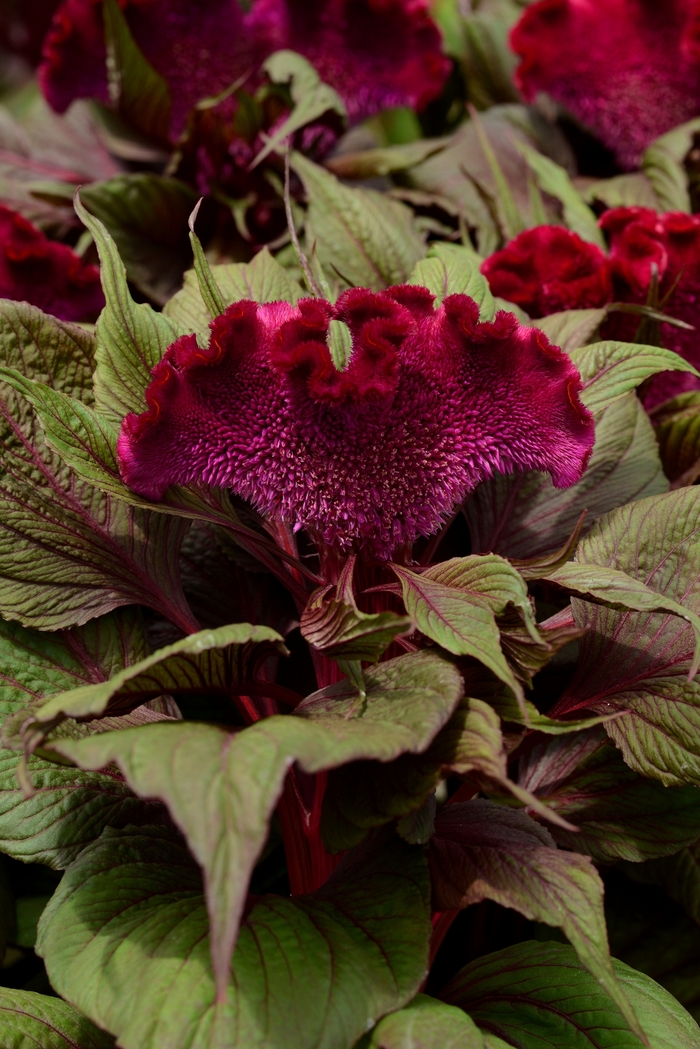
39, 0, 450, 138
117, 286, 594, 557
510, 0, 700, 169
0, 204, 104, 322
482, 209, 700, 407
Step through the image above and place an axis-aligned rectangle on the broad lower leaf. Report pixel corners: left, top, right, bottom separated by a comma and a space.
103, 0, 171, 142
292, 152, 426, 291
408, 242, 495, 317
652, 392, 700, 485
572, 341, 699, 414
431, 800, 640, 1037
361, 995, 484, 1049
38, 825, 430, 1049
74, 194, 179, 425
0, 306, 195, 632
443, 940, 700, 1048
0, 987, 114, 1048
553, 487, 700, 785
16, 622, 284, 752
517, 142, 605, 247
516, 729, 700, 863
163, 247, 304, 341
254, 51, 346, 167
0, 609, 166, 866
39, 650, 462, 996
80, 174, 196, 305
466, 393, 667, 558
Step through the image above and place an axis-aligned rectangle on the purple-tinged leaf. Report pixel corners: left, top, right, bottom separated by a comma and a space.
651, 391, 700, 486
103, 0, 171, 144
37, 825, 430, 1049
517, 728, 700, 863
0, 987, 114, 1048
431, 799, 643, 1041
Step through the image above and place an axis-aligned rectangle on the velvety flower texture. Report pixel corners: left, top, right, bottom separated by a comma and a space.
511, 0, 700, 169
118, 287, 594, 556
482, 210, 700, 408
39, 0, 449, 138
0, 205, 104, 322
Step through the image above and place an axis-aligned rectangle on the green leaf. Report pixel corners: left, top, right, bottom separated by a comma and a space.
291, 151, 426, 291
516, 143, 605, 247
80, 174, 196, 305
517, 728, 700, 863
642, 118, 700, 213
0, 987, 114, 1048
443, 940, 700, 1048
533, 307, 608, 354
301, 559, 412, 663
571, 340, 699, 413
325, 138, 449, 181
583, 172, 660, 211
652, 391, 700, 485
461, 11, 520, 110
15, 622, 284, 753
466, 393, 667, 559
431, 800, 643, 1040
0, 306, 195, 632
163, 247, 303, 340
553, 487, 700, 785
39, 649, 462, 996
0, 609, 167, 867
469, 106, 525, 240
103, 0, 171, 143
363, 995, 484, 1048
38, 825, 430, 1049
74, 193, 179, 425
253, 50, 346, 167
408, 242, 495, 317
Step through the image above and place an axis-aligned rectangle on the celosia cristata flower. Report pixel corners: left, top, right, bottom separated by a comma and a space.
0, 205, 104, 322
482, 210, 700, 408
39, 0, 449, 138
480, 227, 612, 319
118, 287, 594, 557
510, 0, 700, 169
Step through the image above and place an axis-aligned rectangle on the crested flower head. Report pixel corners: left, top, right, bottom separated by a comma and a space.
510, 0, 700, 169
480, 226, 612, 318
118, 287, 594, 557
0, 205, 104, 322
39, 0, 449, 138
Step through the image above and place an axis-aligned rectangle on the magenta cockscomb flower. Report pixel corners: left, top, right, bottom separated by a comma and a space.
511, 0, 700, 169
118, 287, 594, 557
39, 0, 449, 138
0, 205, 104, 322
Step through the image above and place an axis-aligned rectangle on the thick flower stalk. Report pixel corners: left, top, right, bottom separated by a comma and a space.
510, 0, 700, 169
0, 205, 104, 322
118, 286, 594, 558
39, 0, 450, 138
482, 209, 700, 407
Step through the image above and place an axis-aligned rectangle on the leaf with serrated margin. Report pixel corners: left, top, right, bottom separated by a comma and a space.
466, 393, 667, 559
408, 242, 495, 318
359, 995, 484, 1048
0, 987, 115, 1048
103, 0, 171, 143
74, 194, 179, 425
38, 649, 462, 998
572, 341, 699, 414
0, 609, 167, 867
163, 246, 303, 340
517, 728, 700, 862
80, 174, 195, 305
432, 799, 643, 1038
37, 825, 430, 1049
552, 487, 700, 785
15, 622, 285, 755
253, 50, 346, 167
443, 940, 700, 1048
652, 391, 700, 485
292, 152, 426, 291
0, 304, 195, 632
516, 143, 605, 247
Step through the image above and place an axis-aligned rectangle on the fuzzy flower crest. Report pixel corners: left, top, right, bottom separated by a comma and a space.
118, 288, 594, 556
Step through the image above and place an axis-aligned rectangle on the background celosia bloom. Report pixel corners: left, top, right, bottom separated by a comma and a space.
118, 286, 595, 557
0, 205, 104, 322
39, 0, 450, 138
511, 0, 700, 169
